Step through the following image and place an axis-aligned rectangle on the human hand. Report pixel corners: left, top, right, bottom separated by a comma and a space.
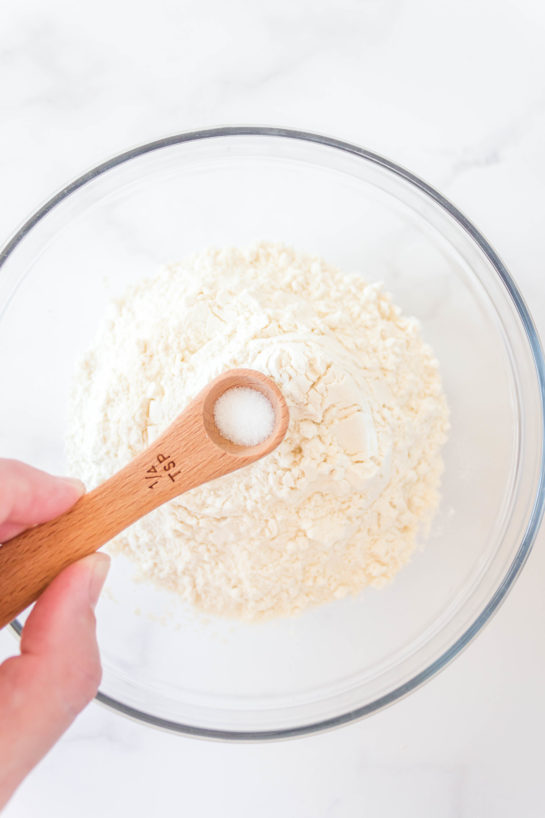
0, 459, 109, 811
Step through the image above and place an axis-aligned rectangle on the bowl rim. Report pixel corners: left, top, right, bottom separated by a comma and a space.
4, 126, 545, 741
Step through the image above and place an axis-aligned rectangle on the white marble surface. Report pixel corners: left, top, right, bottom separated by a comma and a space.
1, 0, 545, 815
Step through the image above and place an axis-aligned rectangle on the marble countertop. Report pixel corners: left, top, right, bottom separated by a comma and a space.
1, 0, 545, 815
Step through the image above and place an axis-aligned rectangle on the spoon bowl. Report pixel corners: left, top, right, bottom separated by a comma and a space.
203, 368, 289, 455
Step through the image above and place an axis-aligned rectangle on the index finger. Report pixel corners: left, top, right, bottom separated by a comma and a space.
0, 459, 85, 541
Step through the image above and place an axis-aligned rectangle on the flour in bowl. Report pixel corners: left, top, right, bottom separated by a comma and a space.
67, 242, 449, 620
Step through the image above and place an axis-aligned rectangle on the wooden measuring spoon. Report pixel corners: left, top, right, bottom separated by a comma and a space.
0, 369, 289, 629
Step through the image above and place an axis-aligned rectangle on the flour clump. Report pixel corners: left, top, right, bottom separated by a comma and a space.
67, 242, 449, 620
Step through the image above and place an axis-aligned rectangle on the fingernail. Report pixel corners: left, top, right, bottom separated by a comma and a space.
62, 477, 87, 496
87, 553, 111, 609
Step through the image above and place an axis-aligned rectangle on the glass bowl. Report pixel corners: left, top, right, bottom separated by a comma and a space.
1, 128, 543, 740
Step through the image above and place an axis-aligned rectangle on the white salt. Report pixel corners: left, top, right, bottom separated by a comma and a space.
214, 387, 275, 447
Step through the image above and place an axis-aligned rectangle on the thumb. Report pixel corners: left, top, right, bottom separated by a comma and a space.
0, 553, 110, 810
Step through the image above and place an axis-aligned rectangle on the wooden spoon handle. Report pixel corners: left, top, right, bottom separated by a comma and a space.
0, 402, 204, 627
0, 487, 126, 628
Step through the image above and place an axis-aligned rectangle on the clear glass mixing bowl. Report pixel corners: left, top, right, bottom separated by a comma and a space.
1, 128, 543, 739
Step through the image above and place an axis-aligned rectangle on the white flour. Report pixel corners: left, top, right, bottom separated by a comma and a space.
67, 242, 449, 620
